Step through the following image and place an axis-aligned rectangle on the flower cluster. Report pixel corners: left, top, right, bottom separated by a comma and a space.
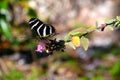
35, 38, 66, 57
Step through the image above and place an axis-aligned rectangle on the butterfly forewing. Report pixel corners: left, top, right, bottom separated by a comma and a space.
29, 18, 56, 39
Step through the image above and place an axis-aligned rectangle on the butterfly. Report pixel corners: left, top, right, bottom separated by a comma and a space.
29, 18, 65, 58
29, 18, 56, 39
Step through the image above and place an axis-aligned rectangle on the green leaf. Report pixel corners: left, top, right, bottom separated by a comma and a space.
67, 42, 76, 49
65, 34, 71, 41
116, 16, 120, 21
77, 77, 89, 80
70, 27, 88, 34
70, 32, 81, 36
118, 24, 120, 27
105, 19, 116, 24
95, 21, 98, 27
1, 1, 8, 9
0, 19, 13, 41
95, 29, 100, 32
111, 62, 120, 77
106, 25, 114, 31
114, 21, 120, 27
28, 8, 37, 18
81, 36, 89, 51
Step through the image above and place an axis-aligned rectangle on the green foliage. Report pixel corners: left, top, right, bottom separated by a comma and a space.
65, 27, 90, 50
106, 25, 114, 31
104, 18, 116, 24
0, 0, 37, 44
110, 62, 120, 80
114, 21, 120, 28
0, 19, 13, 41
5, 69, 25, 80
28, 8, 37, 18
64, 16, 120, 51
104, 16, 120, 30
0, 1, 8, 9
92, 76, 105, 80
115, 16, 120, 25
0, 1, 13, 41
116, 16, 120, 21
77, 77, 89, 80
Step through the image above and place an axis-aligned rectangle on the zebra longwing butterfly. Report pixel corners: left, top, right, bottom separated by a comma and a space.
29, 18, 56, 39
28, 18, 66, 58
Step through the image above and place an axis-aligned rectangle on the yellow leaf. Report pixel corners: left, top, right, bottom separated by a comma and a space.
116, 16, 120, 21
103, 18, 109, 22
88, 26, 97, 31
70, 27, 87, 34
71, 36, 81, 47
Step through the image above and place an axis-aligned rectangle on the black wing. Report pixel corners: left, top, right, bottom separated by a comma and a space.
29, 18, 56, 39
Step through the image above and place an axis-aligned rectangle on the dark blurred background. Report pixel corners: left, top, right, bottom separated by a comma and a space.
0, 0, 120, 80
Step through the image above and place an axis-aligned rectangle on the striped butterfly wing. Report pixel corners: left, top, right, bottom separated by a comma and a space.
29, 18, 56, 39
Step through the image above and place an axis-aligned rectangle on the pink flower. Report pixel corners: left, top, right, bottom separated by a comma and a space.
36, 44, 45, 53
100, 23, 106, 31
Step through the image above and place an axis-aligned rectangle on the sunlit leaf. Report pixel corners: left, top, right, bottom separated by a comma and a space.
70, 32, 81, 36
105, 18, 116, 24
71, 36, 81, 47
65, 34, 71, 41
88, 26, 96, 31
0, 19, 13, 41
70, 27, 88, 34
67, 42, 76, 49
118, 24, 120, 27
106, 25, 114, 31
116, 16, 120, 21
114, 21, 120, 27
81, 36, 89, 51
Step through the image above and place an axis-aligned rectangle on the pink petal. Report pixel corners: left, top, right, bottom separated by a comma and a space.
36, 44, 45, 53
